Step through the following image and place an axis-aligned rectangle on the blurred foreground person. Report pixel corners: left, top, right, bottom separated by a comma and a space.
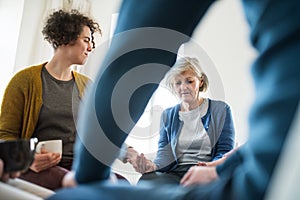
48, 0, 300, 199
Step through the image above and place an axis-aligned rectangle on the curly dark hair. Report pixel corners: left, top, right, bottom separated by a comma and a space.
42, 9, 101, 49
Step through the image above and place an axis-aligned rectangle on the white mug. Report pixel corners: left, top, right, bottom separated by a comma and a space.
35, 139, 62, 154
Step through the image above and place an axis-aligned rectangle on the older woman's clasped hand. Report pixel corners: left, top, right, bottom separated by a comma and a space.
30, 147, 61, 173
128, 153, 157, 174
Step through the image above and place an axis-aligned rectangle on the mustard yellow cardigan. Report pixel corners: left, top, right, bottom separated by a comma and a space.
0, 63, 91, 140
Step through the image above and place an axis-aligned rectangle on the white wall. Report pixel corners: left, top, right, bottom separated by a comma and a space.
13, 0, 51, 71
0, 0, 24, 104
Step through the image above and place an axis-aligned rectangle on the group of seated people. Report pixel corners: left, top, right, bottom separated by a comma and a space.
0, 9, 235, 190
1, 0, 300, 199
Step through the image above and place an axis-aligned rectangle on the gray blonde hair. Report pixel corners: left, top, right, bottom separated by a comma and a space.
163, 57, 209, 95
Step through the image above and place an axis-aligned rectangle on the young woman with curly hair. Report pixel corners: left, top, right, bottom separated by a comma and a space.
0, 9, 101, 190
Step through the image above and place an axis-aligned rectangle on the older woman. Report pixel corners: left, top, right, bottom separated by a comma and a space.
130, 57, 235, 184
0, 9, 101, 189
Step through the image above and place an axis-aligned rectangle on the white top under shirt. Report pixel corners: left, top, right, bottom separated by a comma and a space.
176, 98, 212, 165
